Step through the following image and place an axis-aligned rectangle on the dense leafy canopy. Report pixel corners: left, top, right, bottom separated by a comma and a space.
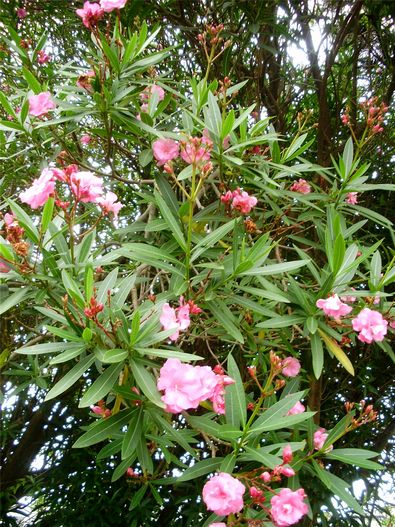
0, 1, 394, 526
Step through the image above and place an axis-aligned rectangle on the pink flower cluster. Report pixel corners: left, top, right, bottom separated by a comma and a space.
28, 92, 56, 118
352, 308, 388, 343
19, 165, 122, 219
202, 473, 245, 516
152, 135, 213, 169
159, 297, 201, 341
313, 427, 333, 452
316, 294, 352, 320
157, 358, 234, 414
76, 0, 127, 28
221, 188, 258, 214
271, 488, 308, 527
290, 178, 311, 194
346, 192, 358, 204
37, 50, 51, 65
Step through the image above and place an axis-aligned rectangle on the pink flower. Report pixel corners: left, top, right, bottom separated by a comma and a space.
157, 358, 218, 413
17, 8, 27, 18
28, 92, 56, 117
97, 191, 123, 219
286, 402, 305, 416
140, 85, 165, 102
316, 294, 352, 319
69, 171, 103, 203
351, 308, 388, 344
231, 188, 258, 214
180, 136, 212, 164
313, 428, 333, 451
390, 320, 395, 330
76, 2, 104, 28
260, 471, 271, 483
20, 168, 56, 209
152, 138, 179, 166
282, 445, 293, 464
4, 213, 17, 227
281, 357, 301, 377
346, 192, 358, 204
290, 179, 311, 194
220, 190, 234, 204
160, 302, 190, 341
100, 0, 127, 11
202, 472, 245, 516
209, 524, 227, 527
341, 114, 350, 125
80, 134, 91, 145
76, 70, 95, 91
280, 467, 296, 478
270, 488, 308, 527
126, 467, 136, 478
340, 288, 357, 303
37, 50, 50, 64
210, 374, 235, 414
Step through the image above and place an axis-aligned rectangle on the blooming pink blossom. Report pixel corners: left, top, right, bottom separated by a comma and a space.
100, 0, 127, 11
80, 134, 91, 145
220, 190, 234, 204
210, 374, 235, 414
281, 357, 301, 377
351, 308, 388, 344
20, 168, 56, 209
202, 473, 245, 516
152, 138, 180, 166
286, 402, 305, 416
316, 294, 352, 319
17, 8, 27, 18
313, 427, 333, 451
97, 191, 123, 219
208, 524, 227, 527
140, 85, 165, 102
231, 188, 258, 214
290, 179, 311, 194
76, 2, 104, 28
70, 171, 103, 203
157, 358, 218, 413
346, 192, 358, 204
28, 92, 56, 117
270, 488, 308, 527
4, 213, 17, 227
37, 50, 50, 64
160, 302, 190, 341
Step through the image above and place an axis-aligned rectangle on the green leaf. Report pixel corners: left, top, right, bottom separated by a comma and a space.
241, 260, 308, 276
257, 315, 306, 329
40, 197, 54, 234
343, 137, 354, 178
191, 220, 236, 262
130, 359, 164, 407
97, 267, 118, 304
17, 341, 84, 355
22, 67, 42, 93
225, 354, 246, 428
370, 251, 382, 288
176, 457, 224, 483
122, 406, 144, 459
332, 233, 345, 275
7, 199, 40, 243
239, 446, 282, 469
45, 355, 95, 401
49, 347, 85, 365
206, 300, 244, 343
61, 270, 85, 309
313, 462, 365, 515
249, 391, 308, 434
79, 363, 123, 408
0, 288, 29, 316
135, 348, 203, 362
101, 348, 129, 363
318, 329, 354, 375
324, 412, 354, 447
219, 454, 236, 473
310, 332, 324, 379
73, 408, 136, 448
326, 449, 382, 470
154, 189, 186, 251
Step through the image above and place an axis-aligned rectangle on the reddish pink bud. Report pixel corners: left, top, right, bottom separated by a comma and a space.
280, 467, 296, 477
260, 471, 271, 483
282, 444, 293, 464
